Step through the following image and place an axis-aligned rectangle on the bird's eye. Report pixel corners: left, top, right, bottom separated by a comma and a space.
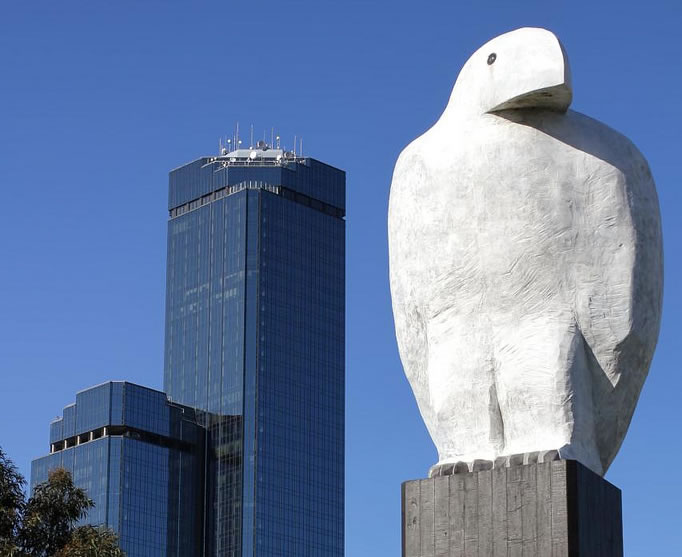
487, 53, 497, 65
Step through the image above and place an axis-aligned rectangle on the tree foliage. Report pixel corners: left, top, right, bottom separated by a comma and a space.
0, 446, 124, 556
0, 446, 25, 555
55, 526, 124, 557
20, 468, 94, 557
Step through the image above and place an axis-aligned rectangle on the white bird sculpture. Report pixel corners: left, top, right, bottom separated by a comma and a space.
388, 27, 662, 476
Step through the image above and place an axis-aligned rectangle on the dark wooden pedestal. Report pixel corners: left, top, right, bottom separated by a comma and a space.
402, 460, 622, 557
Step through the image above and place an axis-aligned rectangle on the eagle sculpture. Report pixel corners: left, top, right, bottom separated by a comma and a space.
388, 27, 662, 476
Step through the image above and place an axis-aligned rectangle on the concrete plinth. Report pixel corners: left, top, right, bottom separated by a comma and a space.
402, 460, 622, 557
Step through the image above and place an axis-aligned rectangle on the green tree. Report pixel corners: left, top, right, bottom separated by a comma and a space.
19, 468, 94, 556
0, 447, 25, 556
55, 526, 124, 557
0, 446, 125, 556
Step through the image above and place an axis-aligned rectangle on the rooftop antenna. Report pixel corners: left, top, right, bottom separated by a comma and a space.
293, 135, 297, 156
299, 137, 303, 158
276, 135, 280, 149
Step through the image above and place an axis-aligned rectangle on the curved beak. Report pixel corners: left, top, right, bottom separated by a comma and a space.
489, 82, 572, 113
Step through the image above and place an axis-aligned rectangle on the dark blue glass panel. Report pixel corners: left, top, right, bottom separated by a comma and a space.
119, 438, 169, 556
49, 418, 63, 444
71, 438, 110, 526
164, 188, 249, 556
111, 382, 124, 425
62, 404, 76, 438
123, 383, 169, 437
254, 192, 345, 556
108, 437, 122, 534
168, 158, 345, 213
240, 189, 260, 556
75, 383, 111, 436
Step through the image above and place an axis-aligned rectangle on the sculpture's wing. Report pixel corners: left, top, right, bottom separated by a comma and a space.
574, 135, 662, 387
388, 145, 435, 429
572, 123, 663, 467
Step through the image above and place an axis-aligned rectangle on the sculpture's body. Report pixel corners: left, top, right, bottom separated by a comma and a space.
389, 28, 662, 476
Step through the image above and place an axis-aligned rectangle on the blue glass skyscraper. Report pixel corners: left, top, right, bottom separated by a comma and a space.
164, 144, 345, 556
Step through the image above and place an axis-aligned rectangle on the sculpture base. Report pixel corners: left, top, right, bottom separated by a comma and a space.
402, 460, 622, 557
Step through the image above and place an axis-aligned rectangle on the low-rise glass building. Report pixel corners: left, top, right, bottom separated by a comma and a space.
31, 381, 205, 557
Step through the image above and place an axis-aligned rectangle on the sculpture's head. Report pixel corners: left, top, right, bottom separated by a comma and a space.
448, 27, 572, 115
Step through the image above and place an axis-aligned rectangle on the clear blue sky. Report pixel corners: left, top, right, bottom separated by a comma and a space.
1, 1, 680, 555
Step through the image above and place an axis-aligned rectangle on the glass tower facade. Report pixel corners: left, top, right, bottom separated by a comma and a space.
164, 148, 345, 556
31, 382, 205, 557
30, 145, 345, 557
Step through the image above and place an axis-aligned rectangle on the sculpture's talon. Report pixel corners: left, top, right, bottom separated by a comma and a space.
430, 449, 571, 476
